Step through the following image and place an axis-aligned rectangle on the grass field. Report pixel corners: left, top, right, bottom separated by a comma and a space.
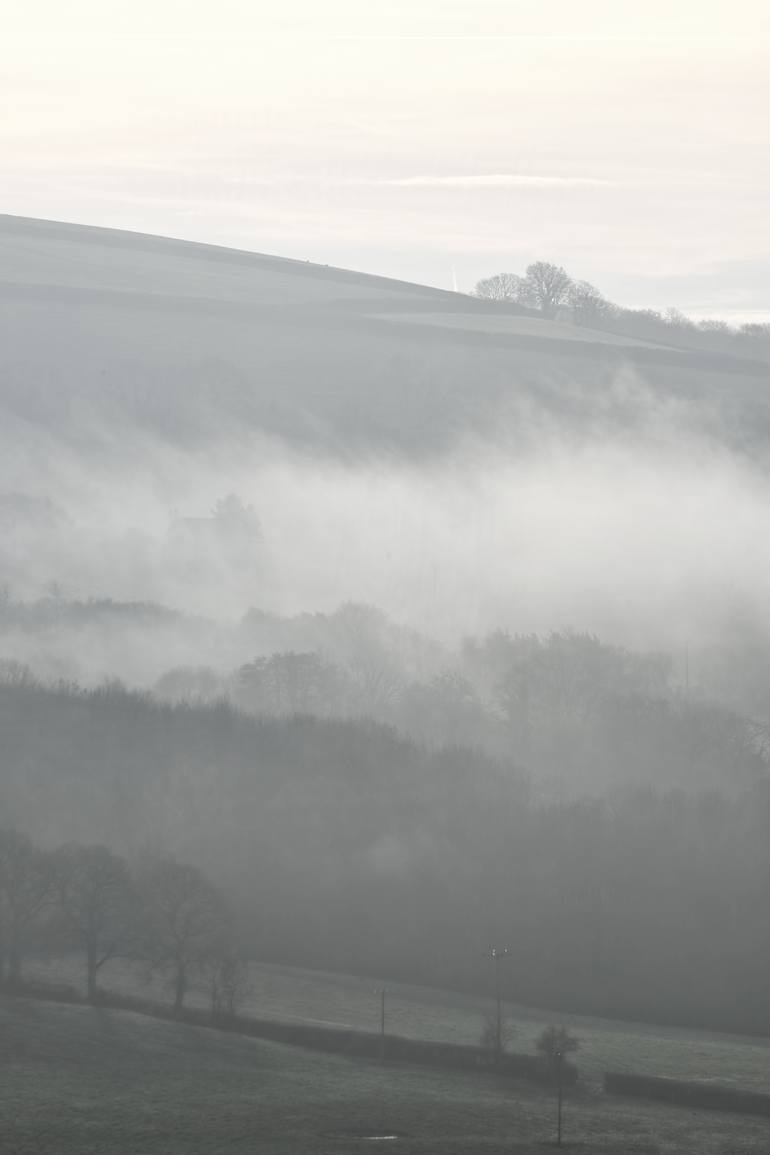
370, 311, 675, 350
28, 956, 770, 1097
1, 994, 768, 1155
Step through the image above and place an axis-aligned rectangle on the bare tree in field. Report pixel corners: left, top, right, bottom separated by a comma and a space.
0, 828, 52, 986
536, 1024, 580, 1070
206, 949, 250, 1022
53, 844, 134, 1001
139, 859, 229, 1016
522, 262, 573, 317
473, 272, 525, 302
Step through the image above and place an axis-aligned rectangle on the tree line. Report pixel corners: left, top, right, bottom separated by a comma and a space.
1, 674, 770, 1034
154, 625, 768, 796
0, 828, 246, 1017
473, 262, 770, 356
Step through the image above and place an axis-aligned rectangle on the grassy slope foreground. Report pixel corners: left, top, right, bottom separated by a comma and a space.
29, 955, 770, 1096
224, 963, 770, 1094
0, 996, 768, 1155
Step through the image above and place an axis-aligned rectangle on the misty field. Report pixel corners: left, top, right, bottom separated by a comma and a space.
371, 310, 675, 349
1, 994, 768, 1155
28, 956, 770, 1096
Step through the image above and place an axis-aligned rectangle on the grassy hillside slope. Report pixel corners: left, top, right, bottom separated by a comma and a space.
29, 955, 770, 1095
1, 994, 768, 1154
1, 214, 767, 456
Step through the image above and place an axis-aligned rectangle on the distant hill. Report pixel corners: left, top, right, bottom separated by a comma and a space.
1, 214, 768, 456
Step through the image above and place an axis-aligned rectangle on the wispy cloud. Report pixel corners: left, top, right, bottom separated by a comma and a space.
349, 173, 616, 189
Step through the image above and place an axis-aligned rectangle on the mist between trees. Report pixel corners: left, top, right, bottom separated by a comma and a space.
4, 599, 770, 796
1, 651, 770, 1036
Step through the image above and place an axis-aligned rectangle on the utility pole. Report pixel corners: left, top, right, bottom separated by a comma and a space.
484, 947, 511, 1063
375, 986, 387, 1063
555, 1049, 563, 1147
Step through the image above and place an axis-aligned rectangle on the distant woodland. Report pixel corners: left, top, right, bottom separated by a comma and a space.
2, 220, 770, 1039
1, 636, 769, 1035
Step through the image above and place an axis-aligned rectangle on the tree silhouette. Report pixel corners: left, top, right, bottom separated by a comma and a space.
139, 859, 230, 1016
473, 272, 525, 302
53, 844, 134, 1001
522, 262, 572, 317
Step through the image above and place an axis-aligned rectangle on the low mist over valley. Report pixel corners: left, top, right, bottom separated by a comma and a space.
5, 5, 770, 1149
2, 212, 770, 1036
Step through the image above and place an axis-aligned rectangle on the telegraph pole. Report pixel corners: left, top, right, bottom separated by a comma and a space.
555, 1049, 564, 1147
484, 947, 511, 1063
375, 986, 387, 1063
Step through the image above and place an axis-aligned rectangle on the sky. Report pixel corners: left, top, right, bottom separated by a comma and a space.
2, 0, 769, 320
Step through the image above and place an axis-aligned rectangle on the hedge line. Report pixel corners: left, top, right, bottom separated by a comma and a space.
138, 995, 578, 1085
4, 980, 577, 1086
604, 1071, 770, 1117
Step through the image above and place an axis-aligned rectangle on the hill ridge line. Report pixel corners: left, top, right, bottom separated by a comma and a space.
0, 213, 469, 302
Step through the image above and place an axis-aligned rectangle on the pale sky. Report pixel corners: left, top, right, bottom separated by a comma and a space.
3, 0, 769, 319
